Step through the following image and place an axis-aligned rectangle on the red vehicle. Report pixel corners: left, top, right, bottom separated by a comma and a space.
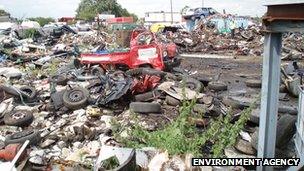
80, 29, 178, 71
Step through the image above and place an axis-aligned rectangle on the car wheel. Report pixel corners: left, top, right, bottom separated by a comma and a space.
4, 110, 34, 127
20, 86, 37, 100
135, 90, 161, 102
49, 75, 68, 86
208, 81, 228, 91
165, 95, 181, 106
245, 79, 262, 88
5, 130, 41, 145
184, 78, 203, 92
129, 102, 161, 114
63, 87, 89, 110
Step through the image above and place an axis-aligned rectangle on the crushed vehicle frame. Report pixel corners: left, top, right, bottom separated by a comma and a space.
80, 29, 178, 71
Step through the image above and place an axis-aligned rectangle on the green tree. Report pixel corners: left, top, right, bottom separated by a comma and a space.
27, 17, 55, 27
181, 5, 190, 14
0, 9, 9, 16
76, 0, 138, 21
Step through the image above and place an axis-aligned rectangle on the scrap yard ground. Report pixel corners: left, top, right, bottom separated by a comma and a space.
181, 54, 298, 105
0, 1, 303, 171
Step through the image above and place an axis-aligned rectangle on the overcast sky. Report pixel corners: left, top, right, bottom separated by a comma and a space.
0, 0, 303, 19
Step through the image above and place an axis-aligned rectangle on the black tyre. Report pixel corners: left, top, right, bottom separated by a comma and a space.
129, 102, 161, 113
276, 114, 297, 148
5, 130, 41, 145
183, 77, 203, 92
165, 95, 181, 106
49, 75, 68, 86
135, 90, 161, 102
208, 81, 228, 91
251, 128, 293, 159
63, 87, 89, 110
4, 110, 34, 127
91, 66, 105, 76
245, 79, 262, 88
19, 86, 37, 100
223, 96, 249, 109
195, 77, 212, 87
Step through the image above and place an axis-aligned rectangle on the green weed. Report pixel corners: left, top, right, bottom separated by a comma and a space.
113, 89, 258, 157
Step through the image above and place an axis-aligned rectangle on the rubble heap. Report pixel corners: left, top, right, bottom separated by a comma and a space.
159, 21, 304, 59
0, 22, 300, 170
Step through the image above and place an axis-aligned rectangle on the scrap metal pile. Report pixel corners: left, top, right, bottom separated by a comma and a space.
159, 21, 304, 59
0, 22, 300, 170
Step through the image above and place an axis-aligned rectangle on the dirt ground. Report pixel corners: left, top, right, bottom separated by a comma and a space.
180, 54, 298, 107
181, 55, 262, 85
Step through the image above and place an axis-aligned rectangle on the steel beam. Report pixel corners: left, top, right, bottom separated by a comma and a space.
264, 21, 304, 33
257, 33, 282, 171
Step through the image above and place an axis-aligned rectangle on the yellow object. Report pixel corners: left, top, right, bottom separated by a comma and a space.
150, 23, 166, 33
229, 20, 237, 30
86, 106, 102, 117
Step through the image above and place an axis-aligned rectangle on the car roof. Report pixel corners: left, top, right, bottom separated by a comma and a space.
194, 7, 213, 10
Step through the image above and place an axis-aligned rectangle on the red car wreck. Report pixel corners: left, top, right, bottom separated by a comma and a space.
80, 29, 179, 72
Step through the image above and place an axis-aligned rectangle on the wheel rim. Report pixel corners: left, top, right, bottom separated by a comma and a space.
69, 90, 84, 102
11, 111, 26, 120
186, 82, 196, 90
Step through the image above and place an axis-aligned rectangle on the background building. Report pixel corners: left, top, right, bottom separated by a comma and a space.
144, 11, 181, 25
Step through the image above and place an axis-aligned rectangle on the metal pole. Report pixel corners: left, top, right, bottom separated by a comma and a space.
170, 0, 173, 24
257, 32, 282, 171
10, 140, 30, 170
202, 0, 204, 7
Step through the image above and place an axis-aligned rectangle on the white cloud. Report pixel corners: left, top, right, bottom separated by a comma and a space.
0, 0, 80, 18
0, 0, 303, 19
118, 0, 266, 17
